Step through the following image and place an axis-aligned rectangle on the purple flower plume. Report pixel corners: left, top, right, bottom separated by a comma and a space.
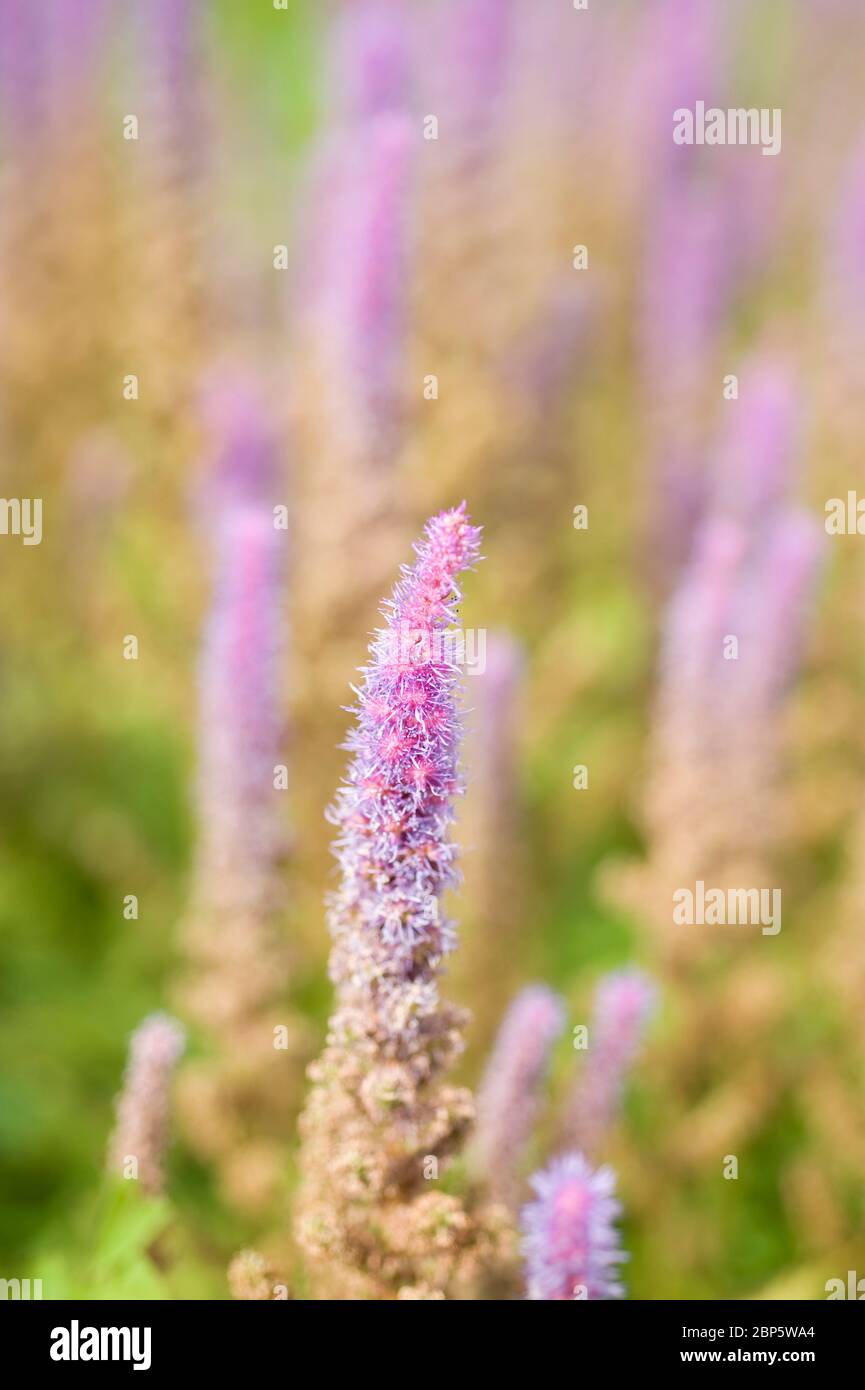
297, 508, 516, 1299
694, 358, 822, 711
328, 503, 482, 991
195, 502, 285, 932
176, 386, 297, 1209
644, 358, 824, 890
638, 177, 739, 570
338, 113, 414, 450
421, 0, 516, 162
711, 361, 801, 524
637, 0, 725, 168
182, 374, 287, 1028
566, 971, 656, 1157
522, 1152, 627, 1300
0, 1, 110, 161
332, 0, 412, 122
138, 0, 204, 185
470, 985, 566, 1203
639, 179, 736, 411
295, 3, 415, 481
0, 1, 46, 139
108, 1013, 185, 1195
198, 368, 279, 518
447, 0, 516, 136
299, 110, 415, 473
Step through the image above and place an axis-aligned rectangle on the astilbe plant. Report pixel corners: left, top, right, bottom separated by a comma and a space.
296, 505, 517, 1299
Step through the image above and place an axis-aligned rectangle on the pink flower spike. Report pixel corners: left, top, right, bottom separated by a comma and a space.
328, 504, 482, 987
566, 971, 656, 1156
332, 0, 412, 122
470, 985, 566, 1204
108, 1013, 185, 1195
522, 1151, 627, 1300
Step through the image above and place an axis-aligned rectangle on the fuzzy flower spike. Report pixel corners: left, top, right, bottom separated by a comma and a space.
328, 502, 481, 992
470, 985, 566, 1205
298, 506, 516, 1299
108, 1013, 185, 1196
565, 970, 657, 1157
522, 1152, 627, 1301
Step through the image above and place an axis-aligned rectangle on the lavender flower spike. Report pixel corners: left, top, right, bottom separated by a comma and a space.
470, 985, 565, 1204
108, 1014, 185, 1195
522, 1152, 627, 1300
332, 0, 411, 122
194, 505, 285, 943
310, 110, 415, 473
176, 385, 297, 1214
198, 368, 279, 518
298, 506, 517, 1298
434, 0, 517, 155
565, 971, 656, 1157
328, 503, 482, 989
